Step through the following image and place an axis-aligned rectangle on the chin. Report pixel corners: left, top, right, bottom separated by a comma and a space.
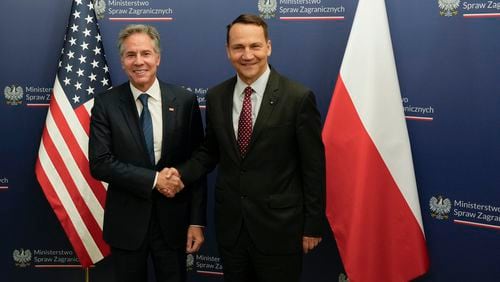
241, 71, 257, 78
133, 78, 149, 85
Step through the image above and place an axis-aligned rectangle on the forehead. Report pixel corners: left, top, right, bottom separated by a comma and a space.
122, 33, 155, 50
228, 23, 266, 44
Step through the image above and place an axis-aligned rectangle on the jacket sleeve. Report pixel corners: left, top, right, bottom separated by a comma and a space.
185, 96, 207, 226
177, 92, 219, 186
296, 91, 327, 237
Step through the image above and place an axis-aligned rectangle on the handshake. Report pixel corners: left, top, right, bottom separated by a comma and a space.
155, 167, 185, 198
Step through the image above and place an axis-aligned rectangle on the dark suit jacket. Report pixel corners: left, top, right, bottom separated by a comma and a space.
89, 80, 206, 251
179, 68, 325, 255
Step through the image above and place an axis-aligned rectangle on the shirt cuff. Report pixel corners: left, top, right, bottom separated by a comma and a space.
153, 172, 158, 189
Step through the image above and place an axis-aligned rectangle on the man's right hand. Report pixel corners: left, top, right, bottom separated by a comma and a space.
155, 167, 184, 198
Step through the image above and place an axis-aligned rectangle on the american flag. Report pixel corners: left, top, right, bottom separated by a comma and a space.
35, 0, 111, 267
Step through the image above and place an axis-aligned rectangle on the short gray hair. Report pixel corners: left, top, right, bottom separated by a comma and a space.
117, 24, 161, 56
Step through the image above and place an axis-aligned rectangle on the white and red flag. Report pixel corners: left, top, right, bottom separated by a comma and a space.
35, 0, 111, 267
322, 0, 429, 281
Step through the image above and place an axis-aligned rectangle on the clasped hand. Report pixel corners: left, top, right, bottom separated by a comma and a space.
155, 167, 184, 198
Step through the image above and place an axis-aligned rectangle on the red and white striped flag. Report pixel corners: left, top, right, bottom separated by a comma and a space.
35, 0, 110, 267
322, 0, 429, 281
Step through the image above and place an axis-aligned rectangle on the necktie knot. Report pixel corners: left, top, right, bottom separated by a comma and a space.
244, 86, 253, 97
138, 93, 149, 108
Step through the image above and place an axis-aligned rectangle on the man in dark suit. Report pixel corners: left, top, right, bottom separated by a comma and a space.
89, 24, 206, 282
170, 14, 326, 282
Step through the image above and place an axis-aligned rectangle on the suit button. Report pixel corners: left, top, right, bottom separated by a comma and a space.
240, 195, 247, 199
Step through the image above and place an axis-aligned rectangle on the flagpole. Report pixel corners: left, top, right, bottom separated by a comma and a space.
85, 267, 89, 282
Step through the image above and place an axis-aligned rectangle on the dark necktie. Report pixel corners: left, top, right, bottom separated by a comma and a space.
138, 94, 154, 164
237, 86, 253, 157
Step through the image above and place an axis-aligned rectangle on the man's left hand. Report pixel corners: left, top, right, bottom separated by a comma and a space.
186, 226, 204, 253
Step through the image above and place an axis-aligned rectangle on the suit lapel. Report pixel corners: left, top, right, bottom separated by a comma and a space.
118, 84, 150, 164
158, 82, 177, 165
248, 69, 280, 153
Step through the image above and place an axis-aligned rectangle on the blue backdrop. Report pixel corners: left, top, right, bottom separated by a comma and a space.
1, 0, 499, 281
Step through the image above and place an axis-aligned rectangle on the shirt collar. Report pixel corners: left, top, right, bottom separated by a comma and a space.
130, 78, 161, 101
235, 65, 270, 97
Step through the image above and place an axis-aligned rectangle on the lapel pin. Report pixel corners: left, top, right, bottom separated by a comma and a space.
168, 107, 175, 112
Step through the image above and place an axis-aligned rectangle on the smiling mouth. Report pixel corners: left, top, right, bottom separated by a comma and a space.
134, 70, 147, 75
241, 62, 257, 67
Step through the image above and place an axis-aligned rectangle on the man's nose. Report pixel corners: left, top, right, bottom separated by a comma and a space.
133, 54, 144, 64
242, 48, 254, 60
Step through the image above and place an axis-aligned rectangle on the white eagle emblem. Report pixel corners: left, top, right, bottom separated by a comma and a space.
430, 195, 452, 219
4, 85, 23, 105
13, 249, 32, 267
94, 0, 106, 20
258, 0, 277, 19
438, 0, 460, 17
186, 253, 195, 270
338, 273, 350, 282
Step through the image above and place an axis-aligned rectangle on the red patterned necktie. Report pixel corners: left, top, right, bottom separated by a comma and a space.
237, 86, 253, 157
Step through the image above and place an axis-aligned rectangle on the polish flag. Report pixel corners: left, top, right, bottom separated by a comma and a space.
322, 0, 430, 281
